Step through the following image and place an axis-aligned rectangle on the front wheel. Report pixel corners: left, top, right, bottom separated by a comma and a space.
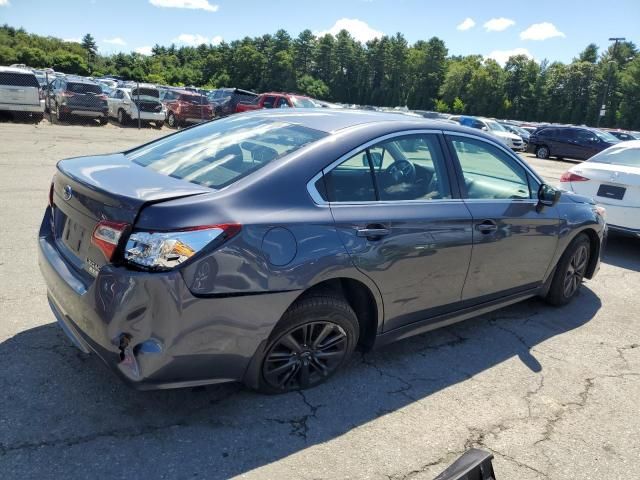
544, 234, 591, 306
257, 296, 359, 394
117, 109, 127, 125
536, 145, 550, 159
153, 121, 163, 129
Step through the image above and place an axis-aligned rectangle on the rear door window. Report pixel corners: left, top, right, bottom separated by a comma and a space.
0, 72, 40, 88
262, 96, 277, 108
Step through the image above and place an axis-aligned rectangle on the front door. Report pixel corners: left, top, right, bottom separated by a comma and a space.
322, 132, 474, 331
445, 134, 560, 300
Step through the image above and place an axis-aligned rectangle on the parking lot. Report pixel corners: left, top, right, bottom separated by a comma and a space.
0, 122, 639, 479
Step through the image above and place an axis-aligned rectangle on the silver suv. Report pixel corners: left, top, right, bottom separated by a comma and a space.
107, 85, 165, 128
0, 66, 45, 122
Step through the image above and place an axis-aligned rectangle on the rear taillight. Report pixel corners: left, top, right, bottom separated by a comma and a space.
61, 91, 75, 97
124, 224, 241, 271
97, 94, 107, 100
92, 221, 130, 261
560, 171, 590, 182
48, 181, 54, 207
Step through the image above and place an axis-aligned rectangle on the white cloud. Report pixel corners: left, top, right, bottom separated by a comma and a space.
173, 33, 223, 46
520, 22, 565, 40
315, 18, 383, 43
104, 37, 126, 46
135, 46, 153, 55
483, 17, 515, 32
0, 0, 10, 6
149, 0, 218, 12
486, 48, 533, 66
456, 18, 476, 31
64, 37, 81, 43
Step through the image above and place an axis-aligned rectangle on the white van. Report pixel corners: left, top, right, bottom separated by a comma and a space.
0, 66, 45, 122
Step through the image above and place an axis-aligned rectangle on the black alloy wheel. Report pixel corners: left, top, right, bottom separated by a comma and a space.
262, 321, 349, 391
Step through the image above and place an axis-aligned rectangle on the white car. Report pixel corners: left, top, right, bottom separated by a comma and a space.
107, 85, 165, 128
560, 140, 640, 237
0, 66, 45, 122
460, 116, 525, 151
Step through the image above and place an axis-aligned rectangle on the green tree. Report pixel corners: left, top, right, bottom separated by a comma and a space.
452, 97, 465, 113
81, 33, 98, 71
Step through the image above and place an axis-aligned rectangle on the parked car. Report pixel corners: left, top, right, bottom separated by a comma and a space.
0, 66, 45, 122
207, 87, 258, 116
236, 92, 319, 113
560, 140, 640, 237
107, 85, 165, 128
161, 89, 213, 128
45, 76, 108, 124
499, 122, 531, 145
527, 126, 620, 161
459, 116, 525, 151
38, 110, 604, 392
607, 130, 640, 141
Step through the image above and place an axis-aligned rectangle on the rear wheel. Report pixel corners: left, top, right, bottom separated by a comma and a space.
117, 109, 127, 125
153, 121, 163, 129
55, 102, 66, 122
98, 116, 108, 125
536, 145, 550, 159
257, 295, 359, 394
544, 234, 591, 306
32, 113, 43, 123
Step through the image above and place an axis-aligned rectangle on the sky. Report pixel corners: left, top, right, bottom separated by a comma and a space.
1, 0, 639, 64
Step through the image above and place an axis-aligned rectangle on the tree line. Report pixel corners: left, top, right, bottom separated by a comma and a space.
1, 24, 639, 129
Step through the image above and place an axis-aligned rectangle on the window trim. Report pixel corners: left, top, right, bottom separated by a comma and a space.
307, 129, 458, 206
442, 131, 542, 202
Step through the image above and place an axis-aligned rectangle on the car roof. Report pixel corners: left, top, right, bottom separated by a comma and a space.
240, 109, 497, 137
0, 66, 37, 75
64, 76, 100, 84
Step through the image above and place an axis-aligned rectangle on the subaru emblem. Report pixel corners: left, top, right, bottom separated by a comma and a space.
63, 185, 73, 201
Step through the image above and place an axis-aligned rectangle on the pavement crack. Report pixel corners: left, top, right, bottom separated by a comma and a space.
265, 390, 323, 441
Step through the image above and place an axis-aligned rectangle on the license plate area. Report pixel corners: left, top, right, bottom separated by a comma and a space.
61, 217, 89, 255
597, 184, 626, 201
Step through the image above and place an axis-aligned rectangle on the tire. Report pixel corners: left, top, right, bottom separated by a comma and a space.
167, 112, 178, 128
256, 295, 359, 394
544, 233, 591, 306
153, 121, 163, 129
98, 116, 108, 125
536, 145, 550, 159
117, 109, 127, 125
32, 113, 43, 123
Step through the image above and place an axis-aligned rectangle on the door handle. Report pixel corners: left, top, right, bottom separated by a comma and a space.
357, 226, 390, 239
475, 220, 498, 234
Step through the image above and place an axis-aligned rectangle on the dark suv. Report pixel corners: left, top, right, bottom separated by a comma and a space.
527, 126, 620, 161
45, 76, 108, 124
207, 88, 258, 116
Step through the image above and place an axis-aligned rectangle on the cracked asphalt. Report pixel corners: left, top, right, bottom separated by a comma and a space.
1, 122, 639, 480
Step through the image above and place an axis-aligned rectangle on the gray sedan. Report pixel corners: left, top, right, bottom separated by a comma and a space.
38, 110, 605, 393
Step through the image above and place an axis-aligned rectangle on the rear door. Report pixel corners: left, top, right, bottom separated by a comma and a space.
445, 134, 560, 300
0, 71, 40, 106
319, 131, 474, 331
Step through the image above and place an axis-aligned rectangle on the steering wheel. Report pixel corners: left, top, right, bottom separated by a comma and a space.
385, 159, 416, 184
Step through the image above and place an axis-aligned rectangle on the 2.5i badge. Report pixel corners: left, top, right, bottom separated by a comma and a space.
84, 257, 100, 277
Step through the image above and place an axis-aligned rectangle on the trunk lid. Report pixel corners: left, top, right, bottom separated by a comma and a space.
0, 71, 40, 106
52, 153, 211, 274
569, 163, 640, 207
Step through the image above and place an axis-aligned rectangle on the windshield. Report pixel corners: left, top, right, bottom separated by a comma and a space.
588, 142, 640, 167
127, 116, 327, 189
486, 120, 507, 132
594, 129, 621, 143
290, 96, 318, 108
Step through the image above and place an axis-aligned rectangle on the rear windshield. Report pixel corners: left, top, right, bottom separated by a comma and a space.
0, 72, 40, 87
179, 94, 207, 104
588, 142, 640, 167
127, 117, 327, 189
290, 96, 318, 108
132, 88, 159, 98
67, 82, 103, 94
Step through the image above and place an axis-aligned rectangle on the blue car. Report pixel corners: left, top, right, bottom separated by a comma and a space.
39, 110, 605, 392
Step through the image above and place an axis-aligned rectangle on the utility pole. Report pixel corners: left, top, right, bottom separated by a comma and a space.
596, 37, 625, 127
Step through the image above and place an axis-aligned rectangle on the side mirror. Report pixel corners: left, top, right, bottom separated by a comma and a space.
537, 183, 561, 211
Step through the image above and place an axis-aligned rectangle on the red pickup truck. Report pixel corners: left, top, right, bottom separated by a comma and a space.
235, 92, 318, 113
